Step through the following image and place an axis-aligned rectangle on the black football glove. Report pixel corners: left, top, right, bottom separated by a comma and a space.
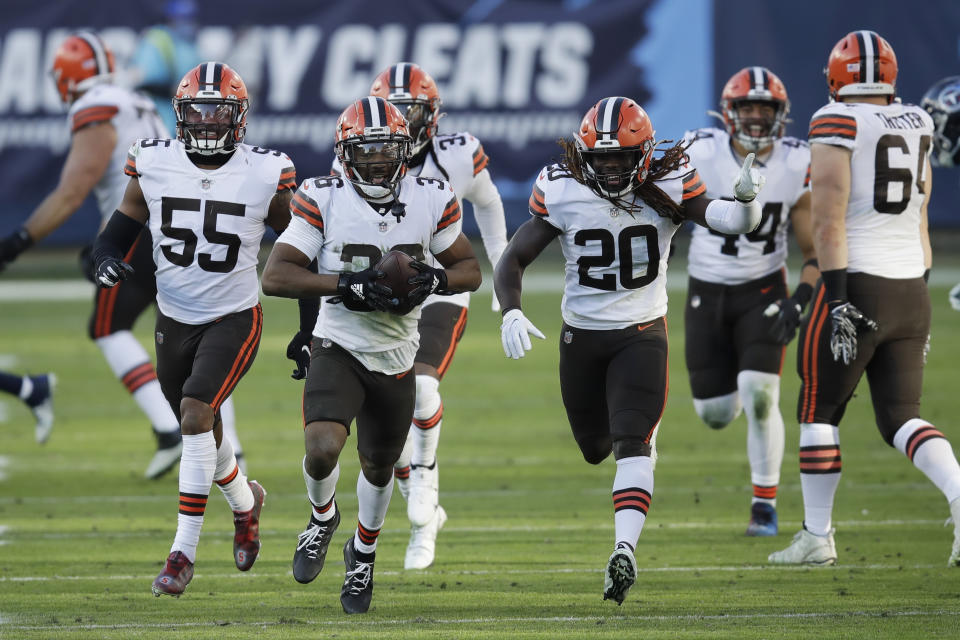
336, 268, 398, 312
763, 297, 803, 344
95, 255, 135, 288
406, 260, 449, 307
828, 300, 878, 365
0, 228, 33, 272
286, 330, 312, 380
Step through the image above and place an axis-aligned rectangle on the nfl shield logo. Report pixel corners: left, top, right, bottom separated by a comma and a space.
378, 221, 389, 233
609, 207, 619, 218
200, 178, 212, 190
563, 330, 573, 344
155, 331, 164, 344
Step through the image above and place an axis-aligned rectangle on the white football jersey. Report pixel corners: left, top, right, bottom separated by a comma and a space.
331, 131, 495, 308
68, 84, 169, 224
684, 127, 810, 284
126, 140, 296, 324
529, 163, 703, 329
808, 101, 933, 278
276, 174, 463, 374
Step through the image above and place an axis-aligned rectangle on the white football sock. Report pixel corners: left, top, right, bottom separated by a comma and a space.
96, 332, 179, 433
799, 422, 841, 536
171, 431, 217, 562
893, 418, 960, 504
219, 395, 243, 456
353, 470, 393, 555
693, 391, 742, 430
612, 455, 654, 551
213, 435, 253, 512
304, 457, 339, 522
738, 370, 784, 506
411, 375, 442, 467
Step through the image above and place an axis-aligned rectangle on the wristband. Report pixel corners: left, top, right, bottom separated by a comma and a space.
820, 269, 847, 303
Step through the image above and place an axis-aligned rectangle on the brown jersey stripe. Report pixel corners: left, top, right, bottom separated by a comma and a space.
810, 115, 857, 127
809, 128, 857, 140
71, 105, 118, 132
529, 184, 548, 217
291, 193, 324, 229
905, 426, 946, 461
682, 180, 706, 200
436, 199, 462, 230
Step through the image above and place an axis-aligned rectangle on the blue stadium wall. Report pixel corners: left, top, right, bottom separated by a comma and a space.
0, 0, 957, 247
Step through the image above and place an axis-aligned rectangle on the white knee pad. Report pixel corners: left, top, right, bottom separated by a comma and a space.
414, 375, 441, 421
693, 391, 742, 430
737, 370, 781, 421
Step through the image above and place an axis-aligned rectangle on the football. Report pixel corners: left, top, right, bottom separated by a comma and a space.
374, 249, 420, 312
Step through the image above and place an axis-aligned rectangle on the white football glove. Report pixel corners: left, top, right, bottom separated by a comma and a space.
733, 152, 766, 202
500, 308, 545, 359
949, 282, 960, 311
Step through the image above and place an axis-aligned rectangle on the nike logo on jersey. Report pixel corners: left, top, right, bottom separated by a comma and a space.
636, 322, 656, 331
760, 286, 774, 295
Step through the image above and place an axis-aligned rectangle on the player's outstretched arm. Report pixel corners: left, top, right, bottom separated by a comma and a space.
90, 176, 149, 288
0, 123, 117, 271
684, 153, 764, 234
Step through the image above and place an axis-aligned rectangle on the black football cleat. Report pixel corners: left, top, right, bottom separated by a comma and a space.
233, 480, 266, 571
292, 506, 340, 584
152, 551, 194, 597
340, 537, 375, 614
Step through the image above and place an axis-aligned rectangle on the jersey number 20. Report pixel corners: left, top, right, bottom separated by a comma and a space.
574, 225, 659, 291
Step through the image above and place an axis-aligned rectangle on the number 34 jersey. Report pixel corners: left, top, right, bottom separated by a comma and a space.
276, 174, 462, 374
684, 127, 810, 285
808, 101, 933, 279
125, 140, 296, 324
529, 164, 700, 330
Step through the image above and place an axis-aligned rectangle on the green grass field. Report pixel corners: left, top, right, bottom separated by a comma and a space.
1, 248, 959, 639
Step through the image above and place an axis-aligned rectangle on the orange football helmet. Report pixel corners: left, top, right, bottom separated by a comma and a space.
335, 96, 412, 199
719, 66, 790, 152
172, 62, 249, 155
825, 30, 897, 102
51, 32, 116, 104
574, 97, 655, 197
370, 63, 441, 154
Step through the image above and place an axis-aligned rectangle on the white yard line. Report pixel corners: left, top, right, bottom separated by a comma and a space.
0, 561, 944, 583
1, 609, 957, 631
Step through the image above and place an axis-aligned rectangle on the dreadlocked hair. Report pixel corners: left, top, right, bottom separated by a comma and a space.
557, 137, 691, 222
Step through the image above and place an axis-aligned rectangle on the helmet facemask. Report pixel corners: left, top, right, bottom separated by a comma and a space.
337, 136, 410, 199
577, 140, 653, 198
389, 99, 437, 155
174, 98, 247, 155
725, 99, 787, 152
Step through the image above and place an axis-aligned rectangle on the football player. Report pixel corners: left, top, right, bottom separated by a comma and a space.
0, 371, 55, 444
330, 63, 508, 569
920, 75, 960, 311
91, 62, 315, 596
494, 96, 765, 604
769, 31, 960, 567
0, 33, 252, 478
261, 96, 481, 614
682, 67, 816, 537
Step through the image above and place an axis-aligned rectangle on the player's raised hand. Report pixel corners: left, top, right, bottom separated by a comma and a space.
500, 308, 545, 359
733, 152, 766, 202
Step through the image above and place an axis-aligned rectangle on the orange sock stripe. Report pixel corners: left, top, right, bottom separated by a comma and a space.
394, 466, 410, 479
178, 492, 208, 516
753, 485, 778, 499
799, 445, 841, 473
313, 497, 335, 514
215, 464, 239, 486
356, 522, 380, 545
906, 426, 946, 461
413, 404, 444, 429
613, 487, 652, 513
123, 368, 158, 393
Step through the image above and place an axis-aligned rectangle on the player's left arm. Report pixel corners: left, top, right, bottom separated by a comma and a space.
432, 234, 482, 294
90, 175, 150, 288
462, 169, 508, 268
789, 190, 819, 289
919, 156, 933, 274
0, 122, 116, 270
810, 143, 851, 296
265, 189, 294, 234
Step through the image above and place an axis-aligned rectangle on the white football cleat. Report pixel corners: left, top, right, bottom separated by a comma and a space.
31, 373, 56, 445
768, 528, 837, 566
145, 440, 182, 479
404, 505, 447, 570
949, 498, 960, 567
603, 545, 638, 605
407, 463, 439, 526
